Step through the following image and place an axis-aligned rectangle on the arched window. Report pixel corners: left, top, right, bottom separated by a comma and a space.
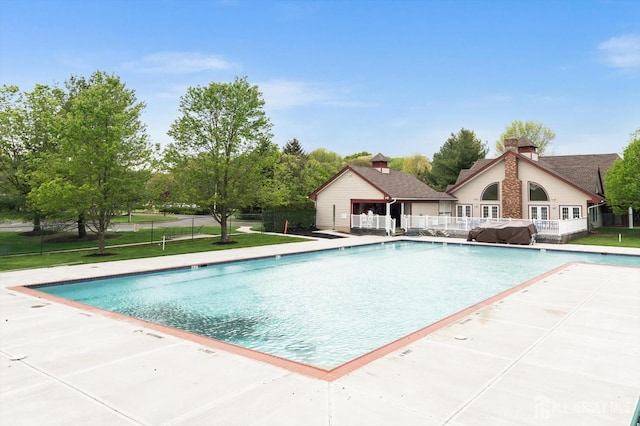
529, 182, 548, 201
481, 183, 499, 201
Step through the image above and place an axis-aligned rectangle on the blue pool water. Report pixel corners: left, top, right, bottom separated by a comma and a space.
37, 241, 639, 369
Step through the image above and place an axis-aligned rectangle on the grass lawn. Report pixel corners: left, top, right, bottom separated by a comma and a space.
569, 227, 640, 248
0, 232, 309, 272
0, 225, 234, 256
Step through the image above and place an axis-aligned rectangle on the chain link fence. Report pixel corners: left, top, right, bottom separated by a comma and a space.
0, 211, 314, 256
0, 216, 222, 256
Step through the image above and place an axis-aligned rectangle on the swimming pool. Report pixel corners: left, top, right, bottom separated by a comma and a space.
35, 241, 639, 370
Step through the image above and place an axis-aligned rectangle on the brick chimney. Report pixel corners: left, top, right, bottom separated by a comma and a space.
504, 137, 519, 153
501, 152, 522, 218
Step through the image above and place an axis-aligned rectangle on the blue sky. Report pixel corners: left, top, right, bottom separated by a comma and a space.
1, 0, 638, 158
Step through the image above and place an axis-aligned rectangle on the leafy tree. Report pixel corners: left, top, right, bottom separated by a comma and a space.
495, 120, 555, 155
0, 84, 63, 231
166, 76, 275, 243
343, 151, 371, 162
388, 157, 404, 170
393, 153, 432, 176
282, 138, 306, 156
605, 130, 640, 215
308, 148, 343, 177
380, 154, 432, 176
426, 128, 488, 191
276, 153, 328, 206
274, 139, 327, 206
344, 152, 372, 167
27, 71, 151, 254
145, 172, 176, 214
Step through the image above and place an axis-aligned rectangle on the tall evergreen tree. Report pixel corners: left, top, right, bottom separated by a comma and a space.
425, 129, 487, 191
282, 138, 306, 156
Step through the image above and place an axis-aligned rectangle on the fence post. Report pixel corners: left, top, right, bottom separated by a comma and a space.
191, 217, 195, 241
151, 221, 154, 244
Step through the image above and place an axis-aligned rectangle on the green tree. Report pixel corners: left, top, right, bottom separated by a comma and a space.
344, 152, 372, 167
426, 129, 488, 191
308, 148, 343, 177
605, 130, 640, 215
393, 153, 432, 177
495, 120, 555, 155
145, 172, 176, 214
0, 84, 63, 230
27, 71, 151, 254
344, 151, 371, 162
166, 76, 275, 243
275, 139, 321, 206
282, 138, 305, 156
276, 153, 328, 206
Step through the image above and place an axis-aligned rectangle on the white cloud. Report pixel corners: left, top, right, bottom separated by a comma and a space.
128, 52, 235, 73
259, 79, 345, 110
598, 34, 640, 69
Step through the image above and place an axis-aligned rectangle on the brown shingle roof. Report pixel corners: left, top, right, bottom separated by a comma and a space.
454, 159, 493, 184
537, 154, 619, 195
351, 165, 454, 200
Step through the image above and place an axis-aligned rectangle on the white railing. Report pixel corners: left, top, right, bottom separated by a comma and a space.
557, 217, 588, 235
400, 215, 588, 236
351, 214, 396, 235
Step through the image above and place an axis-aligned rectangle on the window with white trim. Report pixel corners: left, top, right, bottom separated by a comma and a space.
528, 182, 549, 201
481, 205, 499, 218
560, 206, 581, 220
456, 204, 472, 217
529, 205, 549, 220
481, 183, 499, 201
439, 201, 452, 216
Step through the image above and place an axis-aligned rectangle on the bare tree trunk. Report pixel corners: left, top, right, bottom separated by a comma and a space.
97, 216, 107, 255
97, 230, 106, 255
219, 205, 229, 243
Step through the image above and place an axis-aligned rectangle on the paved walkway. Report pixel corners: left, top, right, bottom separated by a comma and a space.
1, 236, 639, 425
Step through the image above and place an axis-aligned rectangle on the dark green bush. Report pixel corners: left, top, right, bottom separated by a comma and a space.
262, 209, 315, 232
0, 194, 26, 211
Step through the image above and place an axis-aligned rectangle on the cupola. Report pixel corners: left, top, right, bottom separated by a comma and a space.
370, 153, 390, 173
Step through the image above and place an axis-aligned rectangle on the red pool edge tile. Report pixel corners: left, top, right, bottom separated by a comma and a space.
10, 261, 576, 382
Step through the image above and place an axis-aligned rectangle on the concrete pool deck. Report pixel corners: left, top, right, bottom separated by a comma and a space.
1, 235, 639, 425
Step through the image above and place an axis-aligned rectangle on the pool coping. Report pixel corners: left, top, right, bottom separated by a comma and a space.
10, 260, 569, 382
